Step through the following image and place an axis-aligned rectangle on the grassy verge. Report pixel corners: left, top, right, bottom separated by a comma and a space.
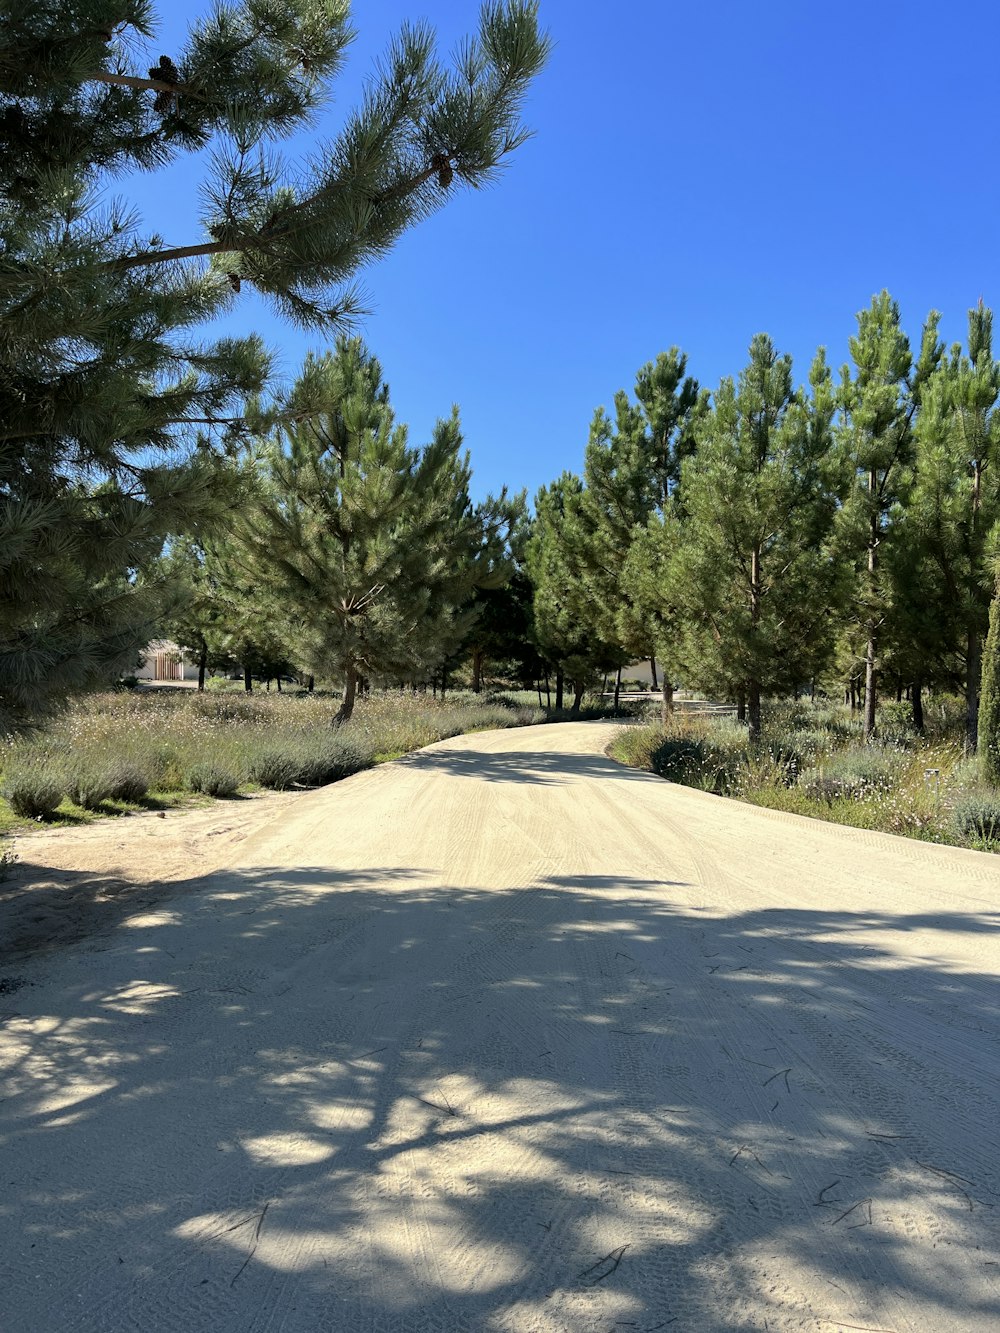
0, 688, 553, 833
608, 698, 1000, 854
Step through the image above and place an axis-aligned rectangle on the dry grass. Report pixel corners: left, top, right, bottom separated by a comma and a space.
0, 688, 547, 830
609, 698, 999, 853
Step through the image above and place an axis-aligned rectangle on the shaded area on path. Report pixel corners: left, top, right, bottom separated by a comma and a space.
2, 859, 998, 1332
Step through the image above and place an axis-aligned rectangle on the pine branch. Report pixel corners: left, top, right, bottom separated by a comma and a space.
106, 161, 442, 272
87, 71, 209, 101
108, 239, 236, 271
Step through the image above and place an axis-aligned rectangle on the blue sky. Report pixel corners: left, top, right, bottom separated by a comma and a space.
125, 0, 1000, 500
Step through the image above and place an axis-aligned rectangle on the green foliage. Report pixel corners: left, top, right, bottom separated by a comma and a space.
834, 293, 943, 738
979, 589, 1000, 783
876, 700, 920, 746
0, 687, 551, 823
890, 303, 1000, 747
185, 763, 240, 797
673, 336, 840, 739
236, 338, 514, 719
799, 746, 904, 803
610, 701, 991, 849
67, 757, 150, 809
1, 772, 63, 818
952, 792, 1000, 844
0, 0, 547, 732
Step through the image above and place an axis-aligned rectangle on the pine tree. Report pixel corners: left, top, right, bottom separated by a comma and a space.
0, 0, 548, 730
563, 350, 706, 708
892, 305, 1000, 745
674, 336, 839, 741
459, 495, 533, 694
161, 535, 299, 691
526, 474, 620, 710
237, 338, 499, 720
623, 510, 685, 722
835, 293, 942, 739
159, 541, 228, 691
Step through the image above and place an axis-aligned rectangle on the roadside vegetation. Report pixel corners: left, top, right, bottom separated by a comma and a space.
610, 697, 1000, 852
0, 689, 553, 832
6, 4, 1000, 855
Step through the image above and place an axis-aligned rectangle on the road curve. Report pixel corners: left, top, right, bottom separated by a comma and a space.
1, 721, 999, 1332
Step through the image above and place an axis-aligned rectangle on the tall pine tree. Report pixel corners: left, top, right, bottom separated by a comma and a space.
835, 293, 942, 739
238, 339, 502, 721
675, 336, 838, 741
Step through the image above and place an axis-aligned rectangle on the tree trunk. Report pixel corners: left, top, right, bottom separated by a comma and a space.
967, 627, 981, 754
307, 675, 315, 692
602, 673, 608, 696
243, 664, 252, 694
864, 637, 877, 739
544, 672, 551, 708
197, 642, 207, 693
571, 680, 585, 713
334, 664, 358, 723
661, 677, 674, 726
276, 675, 282, 692
613, 665, 622, 712
748, 542, 762, 742
864, 487, 878, 740
536, 681, 543, 708
911, 679, 924, 733
555, 668, 564, 711
747, 679, 762, 744
736, 689, 746, 723
471, 648, 483, 693
650, 657, 658, 691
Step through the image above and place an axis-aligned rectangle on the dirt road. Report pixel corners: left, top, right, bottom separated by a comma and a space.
1, 722, 998, 1331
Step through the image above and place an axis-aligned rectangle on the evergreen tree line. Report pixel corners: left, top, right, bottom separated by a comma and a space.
527, 292, 1000, 770
0, 0, 548, 733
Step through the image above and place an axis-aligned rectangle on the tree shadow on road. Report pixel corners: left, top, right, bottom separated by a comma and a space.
400, 745, 656, 786
1, 864, 999, 1332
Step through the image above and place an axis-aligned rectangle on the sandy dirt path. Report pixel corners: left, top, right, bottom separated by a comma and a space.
1, 721, 998, 1332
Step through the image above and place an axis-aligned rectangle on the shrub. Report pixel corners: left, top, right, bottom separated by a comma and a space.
2, 774, 63, 818
106, 763, 149, 803
650, 736, 707, 782
68, 770, 113, 809
246, 749, 300, 790
953, 793, 1000, 844
64, 758, 148, 808
799, 745, 903, 803
876, 700, 918, 746
186, 763, 241, 798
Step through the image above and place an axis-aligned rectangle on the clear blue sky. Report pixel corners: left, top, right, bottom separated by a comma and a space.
126, 0, 1000, 501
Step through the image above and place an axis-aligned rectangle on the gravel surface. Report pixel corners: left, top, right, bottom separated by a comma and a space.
1, 721, 998, 1331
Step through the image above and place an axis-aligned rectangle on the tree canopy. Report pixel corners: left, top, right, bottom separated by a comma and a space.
0, 0, 548, 730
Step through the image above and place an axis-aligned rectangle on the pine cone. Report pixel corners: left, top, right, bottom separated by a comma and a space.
430, 152, 453, 190
227, 273, 242, 293
149, 57, 179, 115
149, 55, 179, 85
